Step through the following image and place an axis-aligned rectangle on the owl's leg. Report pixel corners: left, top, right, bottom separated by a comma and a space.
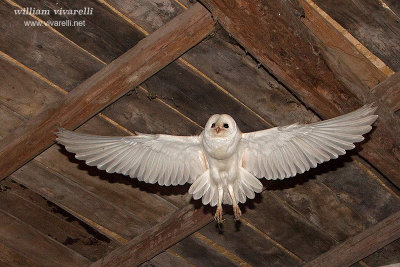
214, 187, 224, 224
228, 185, 241, 220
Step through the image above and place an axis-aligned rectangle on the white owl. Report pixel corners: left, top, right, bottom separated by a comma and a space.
56, 104, 377, 222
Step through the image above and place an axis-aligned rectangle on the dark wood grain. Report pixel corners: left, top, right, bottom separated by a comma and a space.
314, 0, 400, 71
141, 251, 191, 267
11, 161, 146, 241
0, 1, 102, 91
0, 54, 179, 230
242, 191, 336, 261
91, 205, 214, 267
12, 0, 144, 63
0, 3, 215, 181
361, 238, 400, 266
0, 242, 41, 267
0, 179, 117, 261
383, 0, 400, 17
0, 210, 90, 266
370, 71, 400, 113
305, 211, 400, 267
198, 219, 303, 266
199, 0, 400, 188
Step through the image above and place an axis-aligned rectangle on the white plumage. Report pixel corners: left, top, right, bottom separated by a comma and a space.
56, 104, 378, 222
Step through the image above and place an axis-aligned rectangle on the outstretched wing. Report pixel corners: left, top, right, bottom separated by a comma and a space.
241, 104, 378, 180
56, 129, 207, 185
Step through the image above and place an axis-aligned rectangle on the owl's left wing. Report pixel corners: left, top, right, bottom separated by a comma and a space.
241, 104, 377, 180
56, 129, 207, 186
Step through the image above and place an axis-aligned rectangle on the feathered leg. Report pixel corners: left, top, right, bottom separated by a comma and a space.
214, 187, 224, 224
228, 185, 241, 220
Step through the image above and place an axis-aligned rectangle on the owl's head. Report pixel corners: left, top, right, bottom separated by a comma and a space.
205, 114, 239, 138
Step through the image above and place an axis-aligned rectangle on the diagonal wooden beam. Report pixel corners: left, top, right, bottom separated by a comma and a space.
91, 205, 213, 266
305, 211, 400, 267
199, 0, 400, 188
0, 3, 214, 180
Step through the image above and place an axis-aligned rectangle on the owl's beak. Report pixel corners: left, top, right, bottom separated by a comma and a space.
216, 127, 221, 134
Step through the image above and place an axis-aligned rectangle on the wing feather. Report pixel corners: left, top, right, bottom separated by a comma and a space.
56, 129, 206, 185
241, 104, 378, 180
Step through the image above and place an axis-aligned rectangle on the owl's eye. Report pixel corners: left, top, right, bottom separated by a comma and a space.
211, 123, 215, 128
224, 123, 229, 128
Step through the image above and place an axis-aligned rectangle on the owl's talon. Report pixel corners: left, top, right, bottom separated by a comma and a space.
233, 205, 242, 220
214, 206, 223, 224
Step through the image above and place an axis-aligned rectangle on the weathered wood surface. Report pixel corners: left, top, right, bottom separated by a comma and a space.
141, 251, 192, 267
361, 238, 400, 266
197, 218, 303, 266
305, 211, 400, 267
91, 205, 214, 267
12, 0, 144, 63
199, 0, 400, 188
314, 0, 400, 71
0, 210, 90, 266
299, 0, 392, 94
0, 3, 215, 181
0, 179, 117, 261
11, 161, 146, 241
370, 71, 400, 113
0, 242, 41, 267
0, 54, 181, 242
0, 1, 102, 91
384, 0, 400, 17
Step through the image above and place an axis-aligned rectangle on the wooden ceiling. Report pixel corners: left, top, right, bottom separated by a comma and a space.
0, 0, 399, 266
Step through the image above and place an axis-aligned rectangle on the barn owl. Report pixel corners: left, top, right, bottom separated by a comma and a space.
56, 104, 377, 223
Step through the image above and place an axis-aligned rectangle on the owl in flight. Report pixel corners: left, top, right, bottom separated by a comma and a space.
56, 104, 377, 223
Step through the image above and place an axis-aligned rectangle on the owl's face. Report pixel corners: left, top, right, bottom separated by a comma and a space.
205, 114, 238, 138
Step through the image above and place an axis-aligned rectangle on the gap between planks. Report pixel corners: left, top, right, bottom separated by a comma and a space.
3, 0, 399, 262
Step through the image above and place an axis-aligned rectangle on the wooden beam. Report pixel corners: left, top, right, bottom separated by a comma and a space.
0, 2, 214, 180
370, 71, 400, 113
305, 211, 400, 267
91, 205, 213, 267
198, 0, 400, 187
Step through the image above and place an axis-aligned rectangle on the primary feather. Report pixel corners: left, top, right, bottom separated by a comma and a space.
56, 104, 377, 221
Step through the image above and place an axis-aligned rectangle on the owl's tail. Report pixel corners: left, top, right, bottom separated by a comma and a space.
188, 168, 263, 207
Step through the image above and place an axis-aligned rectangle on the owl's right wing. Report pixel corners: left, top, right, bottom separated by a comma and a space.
56, 129, 207, 186
241, 104, 378, 180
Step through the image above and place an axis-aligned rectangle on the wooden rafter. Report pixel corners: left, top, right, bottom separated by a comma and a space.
0, 3, 214, 180
305, 211, 400, 267
199, 0, 400, 188
91, 205, 213, 266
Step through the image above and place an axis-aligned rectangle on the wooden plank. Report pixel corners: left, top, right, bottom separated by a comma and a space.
11, 161, 146, 241
0, 242, 41, 267
383, 0, 400, 17
0, 210, 90, 267
0, 3, 214, 180
141, 251, 192, 267
198, 0, 400, 188
12, 0, 144, 63
305, 211, 400, 267
299, 0, 392, 91
0, 1, 102, 91
370, 71, 400, 113
242, 191, 336, 261
1, 44, 178, 231
38, 116, 179, 225
168, 234, 246, 266
91, 205, 214, 267
0, 54, 64, 118
198, 218, 303, 266
313, 0, 400, 71
0, 179, 118, 261
361, 238, 400, 266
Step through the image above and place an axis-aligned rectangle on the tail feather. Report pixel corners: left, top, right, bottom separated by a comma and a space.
188, 168, 263, 206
